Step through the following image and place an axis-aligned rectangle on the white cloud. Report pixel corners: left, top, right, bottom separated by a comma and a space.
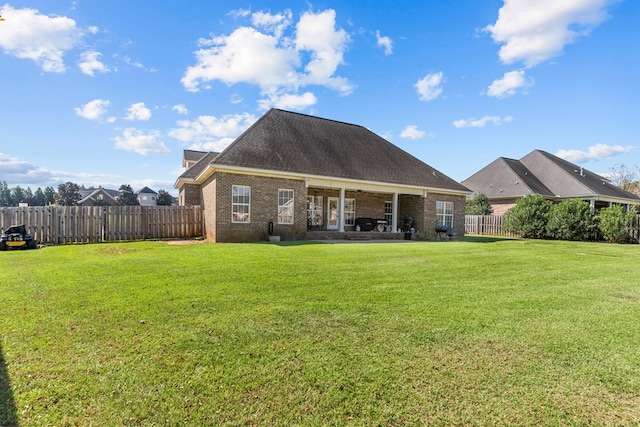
125, 102, 152, 121
251, 9, 292, 38
181, 8, 352, 108
400, 125, 426, 140
228, 8, 251, 19
0, 5, 83, 72
78, 50, 110, 76
376, 30, 393, 55
168, 113, 257, 152
485, 0, 615, 67
415, 72, 444, 101
453, 115, 513, 128
0, 152, 119, 187
172, 104, 189, 115
74, 99, 112, 121
113, 128, 169, 155
182, 26, 299, 91
295, 9, 352, 93
556, 143, 636, 163
487, 70, 533, 98
258, 92, 317, 110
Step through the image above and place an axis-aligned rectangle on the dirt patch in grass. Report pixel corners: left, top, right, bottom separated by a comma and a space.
165, 239, 206, 245
95, 245, 136, 255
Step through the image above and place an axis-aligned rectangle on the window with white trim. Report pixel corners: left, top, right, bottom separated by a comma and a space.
436, 201, 454, 227
278, 189, 294, 224
344, 198, 355, 226
232, 185, 250, 223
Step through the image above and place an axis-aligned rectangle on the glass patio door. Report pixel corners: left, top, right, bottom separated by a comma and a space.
327, 197, 339, 230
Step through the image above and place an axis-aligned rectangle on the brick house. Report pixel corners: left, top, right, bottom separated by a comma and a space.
462, 149, 640, 215
175, 109, 471, 242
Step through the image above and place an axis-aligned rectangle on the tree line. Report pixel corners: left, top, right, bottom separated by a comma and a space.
0, 181, 174, 207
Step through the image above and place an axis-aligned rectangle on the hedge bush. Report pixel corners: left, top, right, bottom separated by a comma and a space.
546, 198, 597, 241
598, 205, 636, 243
503, 194, 552, 239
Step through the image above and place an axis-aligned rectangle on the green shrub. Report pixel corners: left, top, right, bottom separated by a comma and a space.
466, 193, 493, 215
546, 199, 597, 241
503, 194, 552, 238
597, 205, 636, 243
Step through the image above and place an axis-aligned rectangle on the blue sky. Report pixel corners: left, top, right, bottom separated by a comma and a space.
1, 0, 638, 195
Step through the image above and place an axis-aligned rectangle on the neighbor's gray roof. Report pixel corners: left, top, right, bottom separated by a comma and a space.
520, 150, 639, 200
135, 186, 157, 195
462, 149, 640, 202
462, 157, 554, 199
78, 188, 120, 199
180, 109, 469, 192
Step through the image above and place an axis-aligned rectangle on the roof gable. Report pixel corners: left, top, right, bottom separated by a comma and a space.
77, 188, 119, 205
462, 157, 553, 199
136, 186, 157, 195
202, 109, 468, 192
182, 149, 208, 168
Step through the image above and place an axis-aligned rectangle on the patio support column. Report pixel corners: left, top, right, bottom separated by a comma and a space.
392, 192, 399, 232
589, 199, 595, 215
339, 187, 345, 232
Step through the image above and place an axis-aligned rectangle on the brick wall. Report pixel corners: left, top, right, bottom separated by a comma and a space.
179, 184, 202, 207
489, 199, 516, 216
423, 193, 467, 238
196, 172, 467, 241
206, 172, 308, 242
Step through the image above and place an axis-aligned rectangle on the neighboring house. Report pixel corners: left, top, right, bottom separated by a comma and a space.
175, 108, 471, 242
462, 149, 640, 215
77, 188, 119, 206
136, 186, 158, 206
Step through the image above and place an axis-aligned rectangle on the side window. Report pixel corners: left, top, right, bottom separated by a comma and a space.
232, 185, 250, 223
278, 189, 294, 224
436, 201, 454, 227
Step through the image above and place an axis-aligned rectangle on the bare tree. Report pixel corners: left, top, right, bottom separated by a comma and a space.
609, 164, 640, 196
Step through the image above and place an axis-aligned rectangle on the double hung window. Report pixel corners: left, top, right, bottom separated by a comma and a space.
278, 189, 294, 224
436, 201, 454, 227
232, 185, 250, 223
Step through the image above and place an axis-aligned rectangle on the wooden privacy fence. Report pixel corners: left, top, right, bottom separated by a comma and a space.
465, 215, 515, 237
0, 205, 203, 244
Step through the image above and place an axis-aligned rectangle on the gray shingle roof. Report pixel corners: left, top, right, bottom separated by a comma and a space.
521, 150, 638, 200
183, 109, 468, 192
179, 151, 220, 180
184, 150, 208, 162
462, 157, 554, 199
462, 149, 640, 202
135, 186, 157, 195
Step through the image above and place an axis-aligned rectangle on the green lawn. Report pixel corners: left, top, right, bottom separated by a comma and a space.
1, 237, 639, 426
